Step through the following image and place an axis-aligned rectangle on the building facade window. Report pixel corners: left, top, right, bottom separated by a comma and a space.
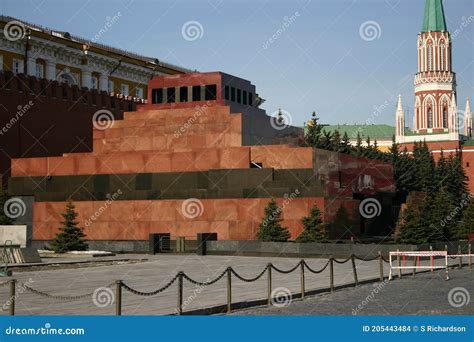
442, 107, 448, 128
108, 80, 114, 93
192, 85, 201, 101
92, 77, 98, 90
120, 84, 129, 96
224, 86, 229, 100
151, 88, 163, 104
35, 64, 44, 78
166, 87, 176, 103
180, 86, 188, 102
135, 87, 143, 98
204, 84, 216, 101
12, 59, 24, 74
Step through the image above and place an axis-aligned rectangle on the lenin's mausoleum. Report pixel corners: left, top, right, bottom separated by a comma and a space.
8, 72, 395, 251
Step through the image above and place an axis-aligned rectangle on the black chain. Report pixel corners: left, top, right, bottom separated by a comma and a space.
122, 274, 179, 296
23, 282, 115, 302
182, 269, 227, 286
303, 260, 330, 274
333, 256, 353, 264
353, 255, 380, 262
231, 265, 269, 282
271, 261, 303, 274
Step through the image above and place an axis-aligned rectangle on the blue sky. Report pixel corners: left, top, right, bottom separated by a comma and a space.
3, 0, 473, 128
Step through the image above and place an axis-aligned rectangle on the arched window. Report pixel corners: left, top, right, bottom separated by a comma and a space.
58, 73, 76, 85
442, 107, 448, 128
427, 107, 433, 128
427, 45, 433, 71
440, 44, 445, 71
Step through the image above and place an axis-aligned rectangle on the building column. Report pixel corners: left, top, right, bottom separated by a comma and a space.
99, 74, 109, 92
45, 60, 56, 81
26, 58, 36, 77
81, 69, 92, 89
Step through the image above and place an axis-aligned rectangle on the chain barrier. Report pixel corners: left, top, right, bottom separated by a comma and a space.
353, 255, 380, 262
270, 261, 303, 274
333, 255, 353, 264
14, 254, 394, 305
23, 282, 115, 302
182, 269, 227, 286
121, 274, 180, 296
231, 265, 269, 282
303, 260, 330, 274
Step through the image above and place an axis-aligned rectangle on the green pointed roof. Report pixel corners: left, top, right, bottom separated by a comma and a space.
422, 0, 447, 32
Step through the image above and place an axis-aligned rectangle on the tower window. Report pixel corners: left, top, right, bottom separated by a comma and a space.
224, 86, 230, 100
442, 108, 448, 128
427, 45, 433, 71
440, 45, 445, 71
427, 107, 433, 128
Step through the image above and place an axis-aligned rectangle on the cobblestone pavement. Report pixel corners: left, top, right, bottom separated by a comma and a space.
0, 254, 388, 315
232, 268, 474, 315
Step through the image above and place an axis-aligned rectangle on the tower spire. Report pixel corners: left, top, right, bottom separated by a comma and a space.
422, 0, 447, 32
396, 95, 405, 139
464, 97, 472, 137
449, 92, 458, 134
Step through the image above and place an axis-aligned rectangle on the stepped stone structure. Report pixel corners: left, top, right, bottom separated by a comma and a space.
8, 72, 395, 250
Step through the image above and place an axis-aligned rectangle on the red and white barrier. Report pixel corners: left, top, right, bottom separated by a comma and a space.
388, 251, 450, 280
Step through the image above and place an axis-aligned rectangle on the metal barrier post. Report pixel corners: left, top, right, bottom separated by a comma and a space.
300, 261, 305, 299
469, 244, 472, 269
458, 245, 463, 269
430, 245, 434, 272
9, 279, 16, 316
378, 251, 384, 281
351, 255, 358, 286
267, 264, 272, 306
177, 272, 183, 315
397, 249, 402, 279
329, 258, 334, 292
412, 255, 417, 277
115, 280, 122, 316
227, 268, 232, 313
445, 245, 450, 281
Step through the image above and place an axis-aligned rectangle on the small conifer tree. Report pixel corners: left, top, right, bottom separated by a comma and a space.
257, 199, 291, 242
51, 201, 88, 253
296, 204, 328, 242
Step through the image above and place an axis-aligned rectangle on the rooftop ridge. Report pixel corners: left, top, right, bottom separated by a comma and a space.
0, 14, 194, 73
